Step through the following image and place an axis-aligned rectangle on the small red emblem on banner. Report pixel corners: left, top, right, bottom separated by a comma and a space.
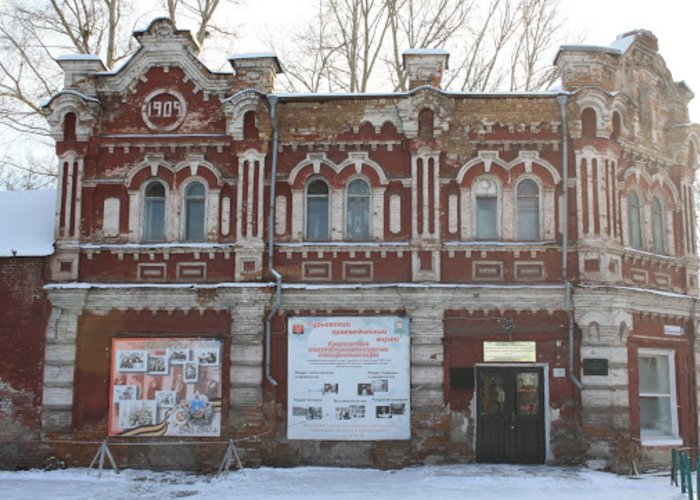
292, 324, 304, 334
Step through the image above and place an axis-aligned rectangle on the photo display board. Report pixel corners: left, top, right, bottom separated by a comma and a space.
109, 337, 222, 437
287, 316, 410, 440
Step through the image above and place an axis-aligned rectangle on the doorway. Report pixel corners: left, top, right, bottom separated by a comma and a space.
476, 366, 546, 463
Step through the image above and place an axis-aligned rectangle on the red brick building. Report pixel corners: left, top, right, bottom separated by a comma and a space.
2, 18, 699, 470
0, 190, 54, 468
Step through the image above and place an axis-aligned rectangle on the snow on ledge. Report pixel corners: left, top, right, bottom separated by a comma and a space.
45, 281, 566, 292
45, 281, 275, 290
578, 283, 695, 300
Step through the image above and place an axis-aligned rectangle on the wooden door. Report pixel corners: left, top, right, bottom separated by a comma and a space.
476, 366, 545, 463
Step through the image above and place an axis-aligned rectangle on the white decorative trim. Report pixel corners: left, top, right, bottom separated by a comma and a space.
103, 197, 121, 237
288, 152, 389, 186
448, 194, 458, 234
389, 194, 402, 234
221, 196, 231, 237
456, 150, 561, 184
275, 195, 287, 236
140, 88, 187, 132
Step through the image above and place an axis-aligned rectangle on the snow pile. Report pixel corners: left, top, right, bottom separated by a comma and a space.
0, 464, 682, 499
0, 190, 56, 257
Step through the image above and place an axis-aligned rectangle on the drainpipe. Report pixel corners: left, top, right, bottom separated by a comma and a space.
557, 93, 584, 390
265, 95, 281, 387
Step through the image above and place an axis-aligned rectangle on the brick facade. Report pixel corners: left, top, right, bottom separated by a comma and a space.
0, 258, 51, 468
1, 19, 699, 471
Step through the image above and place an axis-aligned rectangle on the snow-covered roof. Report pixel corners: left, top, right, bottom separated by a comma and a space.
402, 48, 449, 56
270, 87, 562, 100
0, 190, 56, 258
55, 54, 104, 62
228, 52, 278, 60
41, 89, 101, 109
555, 30, 644, 64
609, 33, 637, 53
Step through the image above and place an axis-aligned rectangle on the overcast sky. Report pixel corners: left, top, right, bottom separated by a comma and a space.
228, 0, 700, 122
5, 0, 699, 185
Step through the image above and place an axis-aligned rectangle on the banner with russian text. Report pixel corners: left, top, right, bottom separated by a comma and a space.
287, 316, 410, 440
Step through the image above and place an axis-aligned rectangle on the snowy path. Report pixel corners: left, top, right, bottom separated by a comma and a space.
0, 464, 685, 499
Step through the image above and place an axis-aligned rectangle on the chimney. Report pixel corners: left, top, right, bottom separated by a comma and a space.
402, 49, 449, 90
55, 54, 106, 95
229, 53, 283, 93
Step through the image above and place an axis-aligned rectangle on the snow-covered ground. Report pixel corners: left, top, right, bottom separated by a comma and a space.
0, 464, 686, 499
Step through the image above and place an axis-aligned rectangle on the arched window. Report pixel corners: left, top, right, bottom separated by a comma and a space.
474, 177, 499, 240
346, 178, 370, 241
243, 110, 259, 140
184, 181, 206, 241
306, 179, 329, 241
581, 108, 597, 138
418, 108, 434, 140
64, 112, 76, 141
144, 182, 166, 242
516, 179, 540, 241
627, 191, 643, 249
611, 111, 621, 141
651, 197, 665, 254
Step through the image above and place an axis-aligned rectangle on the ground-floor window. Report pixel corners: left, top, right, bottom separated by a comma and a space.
638, 348, 679, 442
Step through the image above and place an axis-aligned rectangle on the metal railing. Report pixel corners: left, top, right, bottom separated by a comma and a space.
671, 448, 698, 500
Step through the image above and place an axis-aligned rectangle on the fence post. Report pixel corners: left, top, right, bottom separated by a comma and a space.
688, 457, 694, 500
681, 452, 687, 493
672, 449, 678, 486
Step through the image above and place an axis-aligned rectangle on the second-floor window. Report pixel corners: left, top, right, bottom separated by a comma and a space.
627, 191, 643, 250
516, 179, 540, 241
306, 179, 330, 241
144, 182, 166, 242
475, 177, 499, 240
184, 181, 206, 241
651, 197, 665, 254
346, 178, 370, 241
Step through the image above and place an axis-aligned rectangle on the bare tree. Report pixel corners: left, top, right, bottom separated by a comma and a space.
276, 0, 568, 94
165, 0, 237, 50
273, 3, 341, 93
0, 0, 236, 189
327, 0, 392, 92
386, 0, 473, 91
444, 0, 522, 92
507, 0, 563, 91
0, 154, 58, 191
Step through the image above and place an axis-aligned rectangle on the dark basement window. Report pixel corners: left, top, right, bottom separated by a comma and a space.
449, 368, 475, 390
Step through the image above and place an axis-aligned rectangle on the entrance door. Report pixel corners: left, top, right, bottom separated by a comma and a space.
476, 366, 545, 463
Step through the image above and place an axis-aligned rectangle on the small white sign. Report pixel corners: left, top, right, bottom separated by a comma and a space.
552, 368, 566, 378
483, 341, 536, 362
664, 325, 684, 336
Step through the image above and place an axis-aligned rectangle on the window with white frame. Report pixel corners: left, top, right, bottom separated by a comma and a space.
651, 196, 665, 254
638, 349, 679, 442
306, 178, 330, 241
346, 178, 370, 241
474, 177, 499, 240
143, 182, 166, 242
627, 191, 643, 250
184, 181, 206, 241
516, 179, 540, 241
